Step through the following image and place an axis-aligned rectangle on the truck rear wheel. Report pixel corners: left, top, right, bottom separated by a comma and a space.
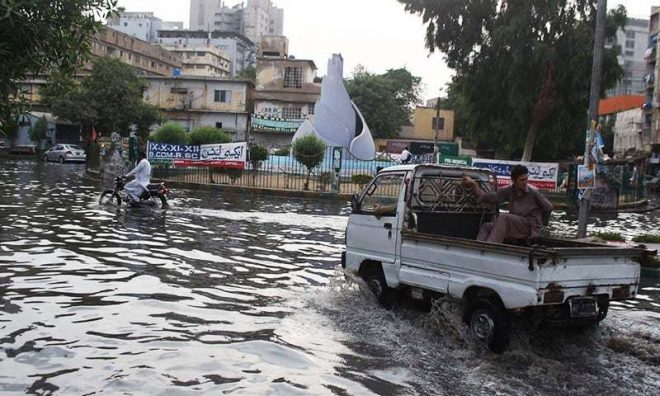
361, 266, 393, 309
467, 298, 511, 353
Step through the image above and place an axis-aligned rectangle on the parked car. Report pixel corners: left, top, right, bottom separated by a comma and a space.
43, 144, 86, 163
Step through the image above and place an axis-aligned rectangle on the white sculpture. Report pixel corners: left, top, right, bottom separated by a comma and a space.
291, 54, 376, 160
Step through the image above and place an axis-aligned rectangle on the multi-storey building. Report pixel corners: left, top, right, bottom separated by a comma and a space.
107, 12, 183, 43
157, 30, 255, 77
143, 76, 254, 141
86, 27, 182, 77
251, 37, 321, 146
607, 18, 649, 97
164, 47, 232, 77
189, 0, 283, 45
643, 7, 660, 151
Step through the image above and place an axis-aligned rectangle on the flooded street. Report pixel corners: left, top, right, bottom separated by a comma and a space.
1, 159, 659, 395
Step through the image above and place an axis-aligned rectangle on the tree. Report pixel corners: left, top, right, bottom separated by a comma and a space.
237, 66, 256, 83
188, 126, 232, 145
0, 0, 118, 130
150, 123, 188, 144
249, 144, 269, 170
29, 116, 48, 144
345, 66, 422, 139
399, 0, 626, 161
293, 135, 326, 190
42, 58, 162, 139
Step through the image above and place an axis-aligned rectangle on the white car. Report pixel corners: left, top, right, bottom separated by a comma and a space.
43, 144, 87, 163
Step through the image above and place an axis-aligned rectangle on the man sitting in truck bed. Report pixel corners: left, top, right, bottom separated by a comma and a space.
462, 165, 553, 244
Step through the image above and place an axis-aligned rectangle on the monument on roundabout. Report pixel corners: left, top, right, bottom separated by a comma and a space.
291, 54, 376, 161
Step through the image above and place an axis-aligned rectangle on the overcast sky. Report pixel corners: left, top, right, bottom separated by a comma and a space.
117, 0, 658, 102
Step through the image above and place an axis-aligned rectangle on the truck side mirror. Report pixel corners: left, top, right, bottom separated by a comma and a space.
351, 194, 361, 213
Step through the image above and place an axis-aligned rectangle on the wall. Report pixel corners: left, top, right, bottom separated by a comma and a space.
613, 108, 644, 155
410, 107, 455, 141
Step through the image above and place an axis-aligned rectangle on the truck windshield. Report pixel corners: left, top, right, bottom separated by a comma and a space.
360, 173, 405, 212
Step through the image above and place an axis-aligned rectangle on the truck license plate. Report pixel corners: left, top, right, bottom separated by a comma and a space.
569, 297, 598, 318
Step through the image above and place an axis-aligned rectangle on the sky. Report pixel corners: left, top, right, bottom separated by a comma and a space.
117, 0, 659, 102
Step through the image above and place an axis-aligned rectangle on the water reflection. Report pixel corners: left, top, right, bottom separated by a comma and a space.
0, 159, 659, 395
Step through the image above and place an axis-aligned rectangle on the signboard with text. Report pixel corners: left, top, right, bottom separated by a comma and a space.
472, 158, 559, 189
147, 141, 246, 169
439, 155, 472, 167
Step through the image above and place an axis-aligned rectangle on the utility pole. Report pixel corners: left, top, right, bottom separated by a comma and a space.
577, 0, 607, 238
433, 90, 442, 163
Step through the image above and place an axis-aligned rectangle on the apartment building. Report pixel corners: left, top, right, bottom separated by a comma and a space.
189, 0, 283, 45
107, 12, 183, 43
157, 30, 255, 77
251, 37, 321, 146
143, 76, 253, 141
165, 47, 232, 77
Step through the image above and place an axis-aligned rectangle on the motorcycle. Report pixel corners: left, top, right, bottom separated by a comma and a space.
99, 176, 170, 208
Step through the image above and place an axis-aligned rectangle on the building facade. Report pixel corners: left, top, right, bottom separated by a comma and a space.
165, 47, 232, 77
143, 76, 253, 141
644, 7, 660, 151
189, 0, 283, 45
86, 27, 182, 77
157, 30, 255, 77
107, 12, 182, 43
373, 107, 456, 155
607, 18, 649, 97
252, 55, 321, 146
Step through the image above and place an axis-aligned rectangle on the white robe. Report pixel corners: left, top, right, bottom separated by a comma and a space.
125, 158, 152, 200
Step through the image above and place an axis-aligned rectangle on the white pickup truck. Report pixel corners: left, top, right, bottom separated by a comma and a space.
342, 164, 652, 352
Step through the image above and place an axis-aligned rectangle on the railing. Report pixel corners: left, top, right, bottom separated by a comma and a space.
152, 147, 399, 195
151, 148, 647, 207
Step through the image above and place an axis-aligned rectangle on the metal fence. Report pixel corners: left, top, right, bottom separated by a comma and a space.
152, 147, 398, 195
151, 148, 646, 207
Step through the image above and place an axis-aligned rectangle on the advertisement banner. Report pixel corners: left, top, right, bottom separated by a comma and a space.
147, 141, 200, 161
577, 165, 596, 189
472, 158, 559, 189
251, 114, 304, 133
147, 141, 247, 169
385, 140, 408, 154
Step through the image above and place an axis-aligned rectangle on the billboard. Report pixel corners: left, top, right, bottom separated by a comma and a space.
147, 141, 247, 169
472, 158, 559, 189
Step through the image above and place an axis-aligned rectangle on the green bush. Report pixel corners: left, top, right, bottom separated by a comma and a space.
293, 135, 326, 190
273, 146, 291, 156
351, 174, 373, 188
189, 126, 232, 145
592, 231, 625, 242
249, 144, 269, 170
632, 234, 660, 243
29, 116, 48, 143
150, 122, 188, 144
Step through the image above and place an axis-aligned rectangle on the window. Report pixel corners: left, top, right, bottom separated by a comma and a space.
625, 50, 634, 57
215, 122, 223, 129
625, 40, 635, 49
170, 87, 189, 94
197, 52, 205, 56
214, 90, 232, 102
307, 103, 315, 115
359, 173, 405, 214
625, 31, 635, 39
284, 67, 303, 88
124, 22, 128, 27
282, 107, 301, 119
432, 117, 445, 130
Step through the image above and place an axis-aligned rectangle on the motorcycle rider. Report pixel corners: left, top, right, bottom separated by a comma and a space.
124, 152, 151, 203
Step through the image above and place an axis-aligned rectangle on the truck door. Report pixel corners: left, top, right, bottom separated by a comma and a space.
347, 172, 406, 264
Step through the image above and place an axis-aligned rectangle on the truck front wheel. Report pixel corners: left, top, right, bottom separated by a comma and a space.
362, 267, 393, 309
467, 298, 511, 353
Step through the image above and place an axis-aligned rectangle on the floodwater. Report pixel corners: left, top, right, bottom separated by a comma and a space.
0, 159, 659, 395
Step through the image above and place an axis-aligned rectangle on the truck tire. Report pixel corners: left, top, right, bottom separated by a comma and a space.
467, 298, 511, 353
362, 267, 393, 309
